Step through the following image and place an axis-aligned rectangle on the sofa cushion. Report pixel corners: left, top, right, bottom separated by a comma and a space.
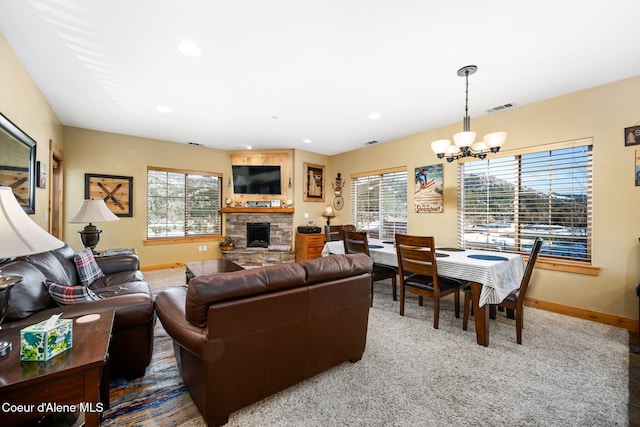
23, 247, 78, 287
1, 261, 55, 321
74, 248, 105, 286
89, 270, 146, 290
300, 253, 373, 284
45, 280, 102, 305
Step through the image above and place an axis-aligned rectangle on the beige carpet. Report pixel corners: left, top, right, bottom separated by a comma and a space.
143, 267, 628, 426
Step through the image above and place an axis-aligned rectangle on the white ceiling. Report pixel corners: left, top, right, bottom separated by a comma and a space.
1, 0, 639, 156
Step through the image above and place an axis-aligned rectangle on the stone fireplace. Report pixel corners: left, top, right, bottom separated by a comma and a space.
222, 209, 295, 267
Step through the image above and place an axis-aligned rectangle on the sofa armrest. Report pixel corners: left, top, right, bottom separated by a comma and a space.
96, 254, 140, 275
155, 287, 223, 361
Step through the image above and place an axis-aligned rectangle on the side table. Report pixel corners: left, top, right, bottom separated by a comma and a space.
0, 308, 115, 427
95, 248, 137, 258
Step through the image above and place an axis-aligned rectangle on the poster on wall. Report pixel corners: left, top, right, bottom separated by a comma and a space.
414, 164, 443, 213
635, 150, 640, 186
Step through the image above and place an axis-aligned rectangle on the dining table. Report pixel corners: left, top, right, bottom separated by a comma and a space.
322, 238, 525, 347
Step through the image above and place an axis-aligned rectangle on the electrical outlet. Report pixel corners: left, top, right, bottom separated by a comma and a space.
203, 245, 207, 251
198, 245, 203, 251
304, 212, 309, 219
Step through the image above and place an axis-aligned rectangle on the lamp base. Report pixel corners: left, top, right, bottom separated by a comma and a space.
0, 274, 19, 357
0, 340, 11, 357
78, 223, 102, 251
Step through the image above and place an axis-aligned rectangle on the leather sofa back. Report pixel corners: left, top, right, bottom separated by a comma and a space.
185, 253, 372, 328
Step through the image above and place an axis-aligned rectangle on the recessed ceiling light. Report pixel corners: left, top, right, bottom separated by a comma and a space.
156, 105, 172, 113
303, 139, 312, 144
177, 41, 201, 57
246, 145, 253, 150
368, 112, 381, 120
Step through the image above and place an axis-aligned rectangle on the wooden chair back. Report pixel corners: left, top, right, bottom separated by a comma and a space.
343, 230, 370, 256
516, 237, 543, 305
394, 234, 438, 278
325, 225, 345, 242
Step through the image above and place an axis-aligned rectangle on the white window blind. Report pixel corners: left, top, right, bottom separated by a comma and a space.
350, 169, 407, 239
147, 168, 222, 238
458, 139, 592, 262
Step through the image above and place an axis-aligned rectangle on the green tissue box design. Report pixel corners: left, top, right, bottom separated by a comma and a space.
20, 318, 73, 361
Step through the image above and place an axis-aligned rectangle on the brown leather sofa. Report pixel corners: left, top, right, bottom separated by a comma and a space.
0, 244, 155, 380
155, 253, 373, 426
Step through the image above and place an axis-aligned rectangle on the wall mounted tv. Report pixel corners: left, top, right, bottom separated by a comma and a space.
232, 165, 282, 195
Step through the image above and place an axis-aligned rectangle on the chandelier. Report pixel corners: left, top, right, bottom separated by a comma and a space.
430, 65, 506, 162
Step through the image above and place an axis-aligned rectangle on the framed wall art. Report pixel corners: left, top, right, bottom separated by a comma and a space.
636, 150, 640, 186
625, 125, 640, 146
303, 162, 325, 202
414, 164, 443, 213
84, 173, 133, 217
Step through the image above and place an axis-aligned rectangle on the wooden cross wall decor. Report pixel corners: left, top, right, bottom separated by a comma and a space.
84, 173, 133, 217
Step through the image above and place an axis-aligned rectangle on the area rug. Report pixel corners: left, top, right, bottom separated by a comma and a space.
101, 269, 629, 426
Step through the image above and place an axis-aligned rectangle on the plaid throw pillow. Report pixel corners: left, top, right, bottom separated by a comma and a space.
44, 280, 102, 305
73, 248, 105, 286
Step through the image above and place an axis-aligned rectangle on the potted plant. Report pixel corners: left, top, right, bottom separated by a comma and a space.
219, 236, 235, 251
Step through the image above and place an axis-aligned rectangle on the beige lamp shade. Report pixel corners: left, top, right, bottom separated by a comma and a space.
69, 199, 120, 224
0, 186, 64, 258
322, 205, 335, 219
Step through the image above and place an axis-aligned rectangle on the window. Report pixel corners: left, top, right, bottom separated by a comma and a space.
147, 167, 222, 239
350, 168, 407, 239
458, 139, 592, 262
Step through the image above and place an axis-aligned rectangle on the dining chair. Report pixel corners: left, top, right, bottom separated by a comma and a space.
394, 234, 463, 329
462, 237, 543, 344
325, 225, 344, 242
343, 230, 397, 306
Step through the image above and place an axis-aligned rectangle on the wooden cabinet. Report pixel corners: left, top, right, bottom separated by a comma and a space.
295, 232, 326, 262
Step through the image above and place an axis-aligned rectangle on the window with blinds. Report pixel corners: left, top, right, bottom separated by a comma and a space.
147, 167, 222, 239
350, 168, 407, 239
458, 139, 592, 262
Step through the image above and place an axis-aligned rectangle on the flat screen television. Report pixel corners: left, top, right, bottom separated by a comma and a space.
232, 165, 282, 195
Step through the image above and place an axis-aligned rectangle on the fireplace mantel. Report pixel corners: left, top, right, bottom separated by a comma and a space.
221, 207, 294, 214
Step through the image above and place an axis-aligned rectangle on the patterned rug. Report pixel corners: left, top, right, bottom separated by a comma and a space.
100, 321, 205, 426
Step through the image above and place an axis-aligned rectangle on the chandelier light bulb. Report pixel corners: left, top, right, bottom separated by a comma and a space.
453, 131, 476, 148
483, 131, 507, 148
431, 139, 451, 155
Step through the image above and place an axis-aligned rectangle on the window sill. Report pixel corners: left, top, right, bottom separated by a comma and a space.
144, 235, 223, 246
531, 257, 599, 276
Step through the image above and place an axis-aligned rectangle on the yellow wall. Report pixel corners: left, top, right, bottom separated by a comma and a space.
331, 75, 640, 322
0, 33, 63, 229
63, 127, 232, 265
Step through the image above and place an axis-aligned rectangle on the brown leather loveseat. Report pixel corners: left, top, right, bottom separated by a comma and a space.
155, 253, 373, 426
0, 244, 155, 380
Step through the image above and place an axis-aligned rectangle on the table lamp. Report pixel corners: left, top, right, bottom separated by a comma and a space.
69, 199, 120, 251
0, 186, 65, 356
322, 205, 335, 226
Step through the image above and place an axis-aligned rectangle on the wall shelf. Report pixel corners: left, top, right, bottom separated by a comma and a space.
221, 207, 294, 214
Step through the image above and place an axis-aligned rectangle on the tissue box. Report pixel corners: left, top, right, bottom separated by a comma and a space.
20, 318, 73, 361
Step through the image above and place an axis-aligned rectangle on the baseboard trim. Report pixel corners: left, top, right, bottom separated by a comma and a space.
525, 297, 637, 333
140, 262, 185, 272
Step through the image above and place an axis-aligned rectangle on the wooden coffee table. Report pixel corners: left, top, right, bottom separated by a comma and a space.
0, 308, 115, 426
185, 258, 244, 283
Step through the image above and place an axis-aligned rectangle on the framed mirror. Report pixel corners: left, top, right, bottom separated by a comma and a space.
0, 112, 36, 213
